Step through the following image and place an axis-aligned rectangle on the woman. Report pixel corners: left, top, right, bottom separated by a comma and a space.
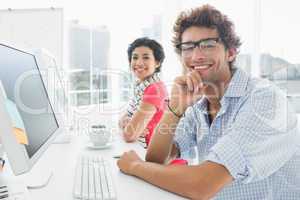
119, 37, 168, 146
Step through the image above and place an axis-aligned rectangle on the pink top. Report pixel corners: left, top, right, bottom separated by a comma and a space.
142, 81, 168, 145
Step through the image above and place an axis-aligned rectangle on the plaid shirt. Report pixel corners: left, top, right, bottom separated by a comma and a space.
174, 68, 300, 199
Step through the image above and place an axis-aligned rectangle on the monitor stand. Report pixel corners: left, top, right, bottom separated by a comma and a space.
18, 168, 53, 189
0, 153, 54, 198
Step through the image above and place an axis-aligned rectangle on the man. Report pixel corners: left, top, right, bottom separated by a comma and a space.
117, 5, 300, 199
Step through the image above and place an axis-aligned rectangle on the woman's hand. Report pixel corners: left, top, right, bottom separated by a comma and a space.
119, 114, 131, 130
117, 150, 143, 175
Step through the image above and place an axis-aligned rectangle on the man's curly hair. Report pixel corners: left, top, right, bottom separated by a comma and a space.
172, 4, 241, 68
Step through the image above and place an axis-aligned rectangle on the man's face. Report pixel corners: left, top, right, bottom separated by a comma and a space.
180, 26, 236, 85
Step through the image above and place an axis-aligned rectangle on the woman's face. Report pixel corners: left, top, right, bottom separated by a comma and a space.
130, 46, 159, 81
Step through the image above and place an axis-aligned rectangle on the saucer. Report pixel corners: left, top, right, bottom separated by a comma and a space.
87, 142, 112, 150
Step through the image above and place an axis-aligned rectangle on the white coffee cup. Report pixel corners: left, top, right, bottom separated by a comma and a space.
89, 125, 112, 146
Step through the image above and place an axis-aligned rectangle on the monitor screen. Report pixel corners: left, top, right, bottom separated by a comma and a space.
0, 44, 59, 158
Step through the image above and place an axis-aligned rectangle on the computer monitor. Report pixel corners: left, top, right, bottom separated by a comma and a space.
0, 43, 62, 176
33, 48, 71, 143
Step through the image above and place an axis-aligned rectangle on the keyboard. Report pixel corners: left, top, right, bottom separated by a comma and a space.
73, 155, 117, 200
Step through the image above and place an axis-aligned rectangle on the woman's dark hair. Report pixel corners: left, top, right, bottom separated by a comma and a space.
127, 37, 165, 72
172, 4, 241, 69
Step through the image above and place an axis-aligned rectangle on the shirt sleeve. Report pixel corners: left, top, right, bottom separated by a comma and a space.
205, 85, 300, 184
142, 83, 167, 110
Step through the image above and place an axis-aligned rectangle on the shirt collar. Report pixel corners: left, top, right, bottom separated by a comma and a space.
195, 97, 209, 114
194, 68, 249, 114
223, 68, 249, 98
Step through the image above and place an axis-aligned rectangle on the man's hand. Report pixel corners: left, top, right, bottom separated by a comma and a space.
169, 71, 204, 116
117, 150, 143, 175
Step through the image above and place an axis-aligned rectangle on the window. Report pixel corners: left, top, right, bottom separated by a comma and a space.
3, 0, 298, 113
259, 0, 300, 112
69, 70, 109, 106
68, 21, 110, 106
120, 72, 133, 103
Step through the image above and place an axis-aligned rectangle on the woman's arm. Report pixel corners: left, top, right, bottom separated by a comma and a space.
145, 105, 181, 164
123, 102, 157, 142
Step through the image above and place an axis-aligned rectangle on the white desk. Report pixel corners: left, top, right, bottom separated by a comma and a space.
16, 134, 186, 200
5, 114, 299, 199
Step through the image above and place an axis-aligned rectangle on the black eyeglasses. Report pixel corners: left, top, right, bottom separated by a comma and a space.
176, 38, 221, 57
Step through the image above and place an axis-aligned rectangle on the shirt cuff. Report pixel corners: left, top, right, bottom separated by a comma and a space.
205, 136, 249, 181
